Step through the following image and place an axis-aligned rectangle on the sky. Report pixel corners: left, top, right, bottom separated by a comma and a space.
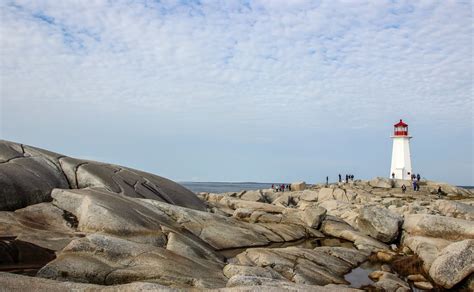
0, 0, 472, 185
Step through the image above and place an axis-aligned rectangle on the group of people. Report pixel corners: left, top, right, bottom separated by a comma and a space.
400, 173, 423, 192
271, 184, 291, 192
411, 173, 422, 191
324, 174, 356, 186
338, 174, 355, 183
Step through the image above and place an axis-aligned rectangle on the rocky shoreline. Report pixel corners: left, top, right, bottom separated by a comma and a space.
0, 140, 473, 291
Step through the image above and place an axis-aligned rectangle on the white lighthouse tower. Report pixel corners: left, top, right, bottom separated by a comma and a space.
390, 119, 413, 180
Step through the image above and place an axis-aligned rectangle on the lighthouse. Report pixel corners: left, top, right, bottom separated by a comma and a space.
390, 119, 413, 180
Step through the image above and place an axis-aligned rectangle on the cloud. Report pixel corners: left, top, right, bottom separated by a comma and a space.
0, 0, 472, 132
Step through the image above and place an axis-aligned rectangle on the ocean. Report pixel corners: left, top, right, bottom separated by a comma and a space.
180, 182, 284, 193
181, 181, 474, 194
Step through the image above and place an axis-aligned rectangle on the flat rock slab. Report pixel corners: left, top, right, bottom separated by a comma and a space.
0, 203, 78, 251
38, 233, 227, 288
233, 246, 368, 287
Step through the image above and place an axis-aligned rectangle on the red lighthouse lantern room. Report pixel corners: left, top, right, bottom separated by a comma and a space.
394, 119, 408, 136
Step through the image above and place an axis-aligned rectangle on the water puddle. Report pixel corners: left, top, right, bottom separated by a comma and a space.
344, 260, 381, 288
0, 237, 56, 276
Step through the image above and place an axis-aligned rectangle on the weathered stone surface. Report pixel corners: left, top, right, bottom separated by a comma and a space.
429, 239, 474, 289
0, 140, 207, 212
402, 235, 452, 272
407, 274, 427, 282
0, 141, 69, 211
52, 187, 292, 250
239, 190, 265, 202
297, 205, 327, 228
373, 271, 410, 292
0, 202, 78, 250
223, 264, 285, 280
165, 231, 224, 264
357, 206, 403, 243
312, 246, 368, 267
413, 281, 433, 290
424, 181, 474, 197
0, 272, 183, 292
225, 275, 357, 291
435, 200, 474, 220
318, 188, 334, 202
369, 177, 394, 189
291, 181, 306, 191
320, 217, 389, 252
38, 233, 227, 288
299, 190, 319, 202
403, 214, 474, 241
233, 246, 365, 287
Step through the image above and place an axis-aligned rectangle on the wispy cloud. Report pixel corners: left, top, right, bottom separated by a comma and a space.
1, 0, 472, 131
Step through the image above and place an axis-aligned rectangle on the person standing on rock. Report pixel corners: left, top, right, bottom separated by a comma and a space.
416, 174, 421, 182
392, 172, 395, 179
326, 176, 329, 185
338, 174, 341, 182
413, 180, 417, 191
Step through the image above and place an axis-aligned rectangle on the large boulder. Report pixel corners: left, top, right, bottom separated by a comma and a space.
356, 206, 403, 243
403, 214, 474, 241
429, 239, 474, 289
402, 235, 452, 272
0, 140, 69, 210
0, 139, 206, 212
299, 190, 319, 202
239, 190, 266, 202
317, 188, 334, 202
291, 181, 306, 191
320, 216, 389, 252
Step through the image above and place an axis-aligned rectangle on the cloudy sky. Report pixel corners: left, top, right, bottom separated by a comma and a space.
1, 0, 472, 185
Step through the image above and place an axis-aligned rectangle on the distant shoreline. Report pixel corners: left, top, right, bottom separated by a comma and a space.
180, 181, 474, 193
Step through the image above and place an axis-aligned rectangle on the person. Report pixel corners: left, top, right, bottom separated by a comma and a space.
326, 176, 329, 186
338, 174, 341, 183
401, 184, 406, 193
281, 184, 285, 192
437, 186, 444, 197
392, 172, 395, 179
271, 184, 274, 190
416, 174, 421, 182
416, 182, 420, 191
345, 174, 349, 183
288, 184, 291, 191
413, 180, 417, 191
